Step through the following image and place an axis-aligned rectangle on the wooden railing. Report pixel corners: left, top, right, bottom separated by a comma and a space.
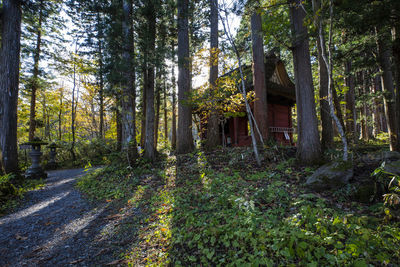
269, 127, 294, 133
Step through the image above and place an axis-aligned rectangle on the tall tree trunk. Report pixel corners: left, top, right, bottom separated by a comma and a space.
71, 51, 77, 162
317, 37, 334, 150
163, 77, 168, 142
312, 0, 333, 150
332, 82, 345, 130
177, 0, 194, 154
42, 94, 50, 140
205, 0, 220, 150
97, 12, 104, 139
289, 0, 321, 164
372, 75, 382, 137
58, 88, 63, 140
116, 95, 122, 150
360, 71, 370, 141
140, 64, 147, 147
0, 0, 22, 174
28, 0, 43, 141
392, 22, 400, 150
251, 8, 268, 143
376, 28, 398, 151
121, 0, 137, 160
344, 61, 357, 143
318, 0, 348, 161
154, 68, 161, 149
219, 8, 261, 165
171, 47, 177, 150
144, 2, 156, 161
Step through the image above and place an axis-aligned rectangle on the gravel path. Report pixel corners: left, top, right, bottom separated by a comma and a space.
0, 168, 137, 267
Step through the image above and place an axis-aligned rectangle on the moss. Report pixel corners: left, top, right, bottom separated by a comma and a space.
330, 161, 353, 172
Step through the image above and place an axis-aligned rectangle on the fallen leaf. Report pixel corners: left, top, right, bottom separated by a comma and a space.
106, 259, 124, 265
15, 234, 28, 241
94, 248, 109, 257
70, 258, 84, 264
106, 214, 121, 220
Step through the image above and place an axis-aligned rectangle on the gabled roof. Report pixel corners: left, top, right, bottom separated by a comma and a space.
222, 53, 296, 101
193, 53, 296, 115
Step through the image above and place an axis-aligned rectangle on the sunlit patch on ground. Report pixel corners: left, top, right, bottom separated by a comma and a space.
0, 191, 70, 225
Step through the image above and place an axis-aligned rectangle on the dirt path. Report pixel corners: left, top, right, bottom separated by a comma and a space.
0, 168, 135, 267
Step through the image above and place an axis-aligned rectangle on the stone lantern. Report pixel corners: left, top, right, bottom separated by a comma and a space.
46, 142, 59, 170
23, 138, 48, 179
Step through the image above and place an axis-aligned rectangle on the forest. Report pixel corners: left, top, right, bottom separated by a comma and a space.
1, 0, 400, 265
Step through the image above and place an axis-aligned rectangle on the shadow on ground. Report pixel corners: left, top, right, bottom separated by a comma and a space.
0, 168, 141, 267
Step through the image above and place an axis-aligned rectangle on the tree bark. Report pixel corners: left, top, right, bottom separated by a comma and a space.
376, 28, 398, 151
289, 0, 321, 164
312, 0, 333, 151
163, 77, 168, 142
144, 1, 156, 161
116, 94, 122, 150
177, 0, 194, 154
251, 9, 268, 143
154, 68, 161, 149
332, 82, 345, 130
205, 0, 220, 150
344, 60, 357, 143
58, 87, 63, 140
0, 0, 22, 174
28, 0, 44, 141
319, 0, 348, 161
97, 12, 104, 139
140, 64, 147, 147
121, 0, 137, 160
372, 75, 382, 137
70, 51, 77, 162
317, 37, 334, 150
392, 22, 400, 150
171, 46, 177, 150
360, 71, 370, 141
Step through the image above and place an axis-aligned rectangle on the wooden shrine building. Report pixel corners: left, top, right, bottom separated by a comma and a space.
198, 54, 296, 147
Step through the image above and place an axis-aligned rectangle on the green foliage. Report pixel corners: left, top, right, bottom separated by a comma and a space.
53, 139, 119, 168
168, 165, 400, 265
76, 160, 151, 201
122, 151, 400, 265
372, 163, 400, 220
0, 174, 44, 216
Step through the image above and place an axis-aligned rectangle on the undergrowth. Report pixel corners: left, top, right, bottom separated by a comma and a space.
0, 174, 44, 216
76, 148, 400, 266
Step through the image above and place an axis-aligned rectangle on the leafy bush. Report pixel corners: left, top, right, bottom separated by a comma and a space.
372, 162, 400, 220
52, 138, 119, 168
0, 174, 18, 202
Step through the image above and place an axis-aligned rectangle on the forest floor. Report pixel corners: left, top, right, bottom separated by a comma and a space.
0, 168, 137, 267
75, 146, 400, 266
1, 146, 400, 266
